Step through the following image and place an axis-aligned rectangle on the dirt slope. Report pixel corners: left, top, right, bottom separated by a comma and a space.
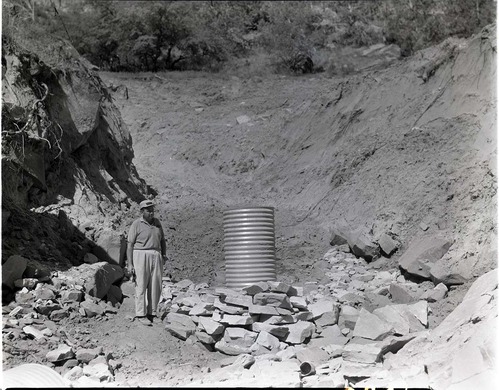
102, 25, 496, 288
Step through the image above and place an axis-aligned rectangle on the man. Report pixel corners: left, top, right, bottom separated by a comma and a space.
127, 199, 167, 326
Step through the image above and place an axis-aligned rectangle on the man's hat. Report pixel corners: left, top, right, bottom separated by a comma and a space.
139, 199, 155, 209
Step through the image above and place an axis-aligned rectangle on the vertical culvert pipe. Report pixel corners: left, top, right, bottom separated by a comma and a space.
223, 206, 276, 288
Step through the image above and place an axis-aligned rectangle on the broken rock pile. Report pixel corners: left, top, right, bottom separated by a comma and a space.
161, 245, 446, 387
2, 257, 125, 386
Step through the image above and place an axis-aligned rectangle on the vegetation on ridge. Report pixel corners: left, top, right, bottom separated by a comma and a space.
2, 0, 496, 75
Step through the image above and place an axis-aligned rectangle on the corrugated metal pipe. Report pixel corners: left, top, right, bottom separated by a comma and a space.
223, 206, 276, 288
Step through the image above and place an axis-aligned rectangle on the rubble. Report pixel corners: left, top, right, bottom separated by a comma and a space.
1, 241, 496, 388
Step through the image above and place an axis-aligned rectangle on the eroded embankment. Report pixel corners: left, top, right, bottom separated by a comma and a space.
102, 25, 496, 287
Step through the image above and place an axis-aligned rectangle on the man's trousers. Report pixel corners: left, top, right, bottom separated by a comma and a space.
133, 249, 163, 317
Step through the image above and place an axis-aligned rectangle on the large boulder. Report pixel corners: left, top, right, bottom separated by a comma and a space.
2, 255, 28, 289
58, 262, 124, 299
92, 230, 127, 266
397, 236, 453, 280
384, 269, 498, 390
329, 222, 380, 261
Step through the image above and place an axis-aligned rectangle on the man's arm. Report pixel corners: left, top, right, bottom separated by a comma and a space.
127, 242, 135, 273
127, 222, 136, 280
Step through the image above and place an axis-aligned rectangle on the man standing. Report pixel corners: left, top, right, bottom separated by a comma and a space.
127, 199, 167, 326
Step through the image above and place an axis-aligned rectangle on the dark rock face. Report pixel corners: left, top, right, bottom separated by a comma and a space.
1, 39, 149, 299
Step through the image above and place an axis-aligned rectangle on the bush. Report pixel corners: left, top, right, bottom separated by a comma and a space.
3, 0, 495, 73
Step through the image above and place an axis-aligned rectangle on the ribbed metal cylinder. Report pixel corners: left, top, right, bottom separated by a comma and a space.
223, 206, 276, 288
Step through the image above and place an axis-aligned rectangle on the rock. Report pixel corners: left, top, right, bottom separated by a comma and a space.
197, 316, 225, 336
314, 309, 340, 327
82, 362, 114, 381
378, 233, 399, 256
76, 347, 102, 363
330, 226, 349, 246
179, 295, 203, 307
83, 253, 99, 264
62, 359, 78, 370
166, 312, 197, 329
338, 305, 360, 330
255, 330, 281, 350
214, 339, 252, 355
242, 282, 269, 295
462, 270, 497, 301
50, 309, 69, 321
213, 311, 256, 326
289, 296, 308, 310
421, 283, 448, 302
384, 270, 498, 390
232, 354, 256, 368
353, 308, 393, 340
213, 297, 247, 314
251, 322, 290, 340
390, 283, 418, 304
397, 236, 453, 280
14, 278, 38, 289
236, 115, 251, 124
379, 334, 418, 355
295, 346, 330, 366
267, 281, 291, 295
260, 314, 294, 325
221, 327, 258, 352
253, 292, 293, 310
189, 302, 214, 316
195, 331, 217, 345
223, 294, 252, 308
93, 230, 127, 266
248, 304, 279, 316
63, 366, 83, 381
2, 255, 28, 289
33, 287, 56, 300
349, 230, 380, 262
80, 300, 105, 317
308, 329, 348, 348
165, 324, 195, 340
287, 285, 303, 297
106, 284, 123, 306
343, 343, 383, 364
373, 305, 411, 336
90, 355, 109, 365
35, 301, 62, 316
405, 300, 428, 327
283, 321, 316, 344
293, 311, 314, 322
308, 298, 339, 320
60, 289, 84, 303
46, 344, 75, 363
23, 325, 45, 340
429, 261, 469, 285
176, 279, 195, 290
59, 262, 124, 300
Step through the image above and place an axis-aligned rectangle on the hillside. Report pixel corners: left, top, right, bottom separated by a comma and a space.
1, 20, 497, 389
102, 25, 496, 288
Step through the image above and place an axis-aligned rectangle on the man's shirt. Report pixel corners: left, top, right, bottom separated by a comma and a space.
128, 217, 165, 251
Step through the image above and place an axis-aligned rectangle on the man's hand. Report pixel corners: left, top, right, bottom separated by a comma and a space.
126, 267, 136, 282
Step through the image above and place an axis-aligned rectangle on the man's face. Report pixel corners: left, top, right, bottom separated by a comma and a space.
142, 207, 154, 221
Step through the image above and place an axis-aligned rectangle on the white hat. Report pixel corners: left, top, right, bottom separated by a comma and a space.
139, 199, 155, 209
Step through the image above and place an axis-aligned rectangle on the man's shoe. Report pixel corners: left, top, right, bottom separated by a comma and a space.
146, 314, 156, 323
136, 316, 152, 326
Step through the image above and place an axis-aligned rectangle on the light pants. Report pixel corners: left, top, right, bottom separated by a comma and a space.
133, 249, 163, 317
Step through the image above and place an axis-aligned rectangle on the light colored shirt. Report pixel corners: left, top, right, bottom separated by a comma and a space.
128, 217, 165, 251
